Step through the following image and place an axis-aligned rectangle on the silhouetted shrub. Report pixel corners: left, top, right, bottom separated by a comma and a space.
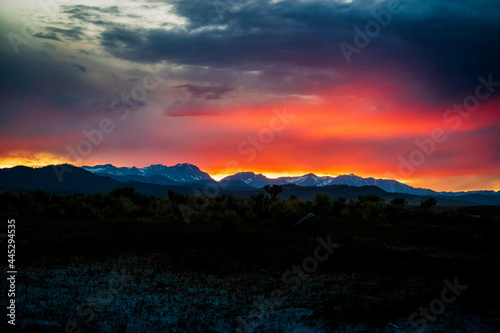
420, 197, 437, 209
358, 194, 382, 203
263, 184, 283, 200
390, 196, 407, 206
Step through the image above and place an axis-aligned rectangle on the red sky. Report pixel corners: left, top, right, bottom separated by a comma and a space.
1, 0, 499, 192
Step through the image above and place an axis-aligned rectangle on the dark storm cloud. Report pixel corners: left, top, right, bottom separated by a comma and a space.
33, 27, 84, 43
42, 42, 56, 51
72, 63, 86, 73
377, 0, 500, 98
95, 0, 500, 102
63, 5, 120, 22
46, 27, 85, 41
98, 0, 349, 68
33, 32, 61, 41
173, 84, 233, 100
2, 0, 499, 118
0, 36, 105, 126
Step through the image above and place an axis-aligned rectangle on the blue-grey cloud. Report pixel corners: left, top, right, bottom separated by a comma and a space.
90, 0, 500, 103
33, 32, 61, 41
173, 84, 233, 100
72, 63, 86, 73
2, 0, 500, 116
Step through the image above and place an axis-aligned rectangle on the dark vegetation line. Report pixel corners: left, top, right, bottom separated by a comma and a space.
1, 187, 498, 266
1, 187, 499, 331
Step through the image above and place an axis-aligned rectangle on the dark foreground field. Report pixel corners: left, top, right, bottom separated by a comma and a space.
1, 189, 500, 332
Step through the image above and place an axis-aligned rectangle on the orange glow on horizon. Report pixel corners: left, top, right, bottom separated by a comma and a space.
0, 153, 70, 169
1, 151, 498, 193
2, 82, 499, 192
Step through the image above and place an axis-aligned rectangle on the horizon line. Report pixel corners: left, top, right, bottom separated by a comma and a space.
1, 162, 499, 193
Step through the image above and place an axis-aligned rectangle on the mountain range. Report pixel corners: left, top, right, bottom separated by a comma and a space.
82, 163, 211, 184
83, 163, 499, 198
1, 163, 499, 206
221, 172, 437, 196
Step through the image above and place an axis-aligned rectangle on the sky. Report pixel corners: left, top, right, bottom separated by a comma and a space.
0, 0, 499, 191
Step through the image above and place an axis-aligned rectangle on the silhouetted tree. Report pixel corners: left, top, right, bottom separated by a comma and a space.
420, 197, 437, 209
263, 184, 282, 200
250, 192, 265, 212
332, 197, 347, 216
314, 193, 332, 215
111, 187, 136, 198
358, 194, 382, 203
167, 190, 188, 204
390, 196, 407, 206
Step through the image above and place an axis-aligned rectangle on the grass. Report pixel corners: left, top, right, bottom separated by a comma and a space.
1, 190, 500, 332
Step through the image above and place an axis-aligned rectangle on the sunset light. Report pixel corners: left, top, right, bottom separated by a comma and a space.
2, 1, 500, 332
0, 0, 499, 192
